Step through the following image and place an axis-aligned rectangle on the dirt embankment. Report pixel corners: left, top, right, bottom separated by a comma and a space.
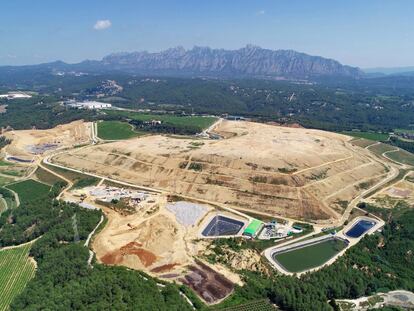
4, 120, 91, 158
53, 120, 386, 222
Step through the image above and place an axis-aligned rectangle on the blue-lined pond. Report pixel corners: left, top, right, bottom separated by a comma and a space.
345, 219, 376, 238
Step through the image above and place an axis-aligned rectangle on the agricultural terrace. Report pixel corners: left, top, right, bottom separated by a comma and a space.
0, 243, 36, 311
6, 179, 51, 202
34, 167, 66, 186
97, 120, 144, 140
104, 110, 217, 134
367, 143, 398, 157
386, 149, 414, 166
342, 131, 389, 141
43, 163, 99, 187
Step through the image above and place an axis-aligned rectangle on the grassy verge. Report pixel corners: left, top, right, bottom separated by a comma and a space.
342, 131, 389, 141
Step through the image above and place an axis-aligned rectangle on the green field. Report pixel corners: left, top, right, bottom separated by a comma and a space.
105, 110, 217, 132
342, 131, 389, 141
6, 179, 51, 202
273, 238, 348, 273
386, 149, 414, 166
97, 120, 144, 140
0, 243, 36, 311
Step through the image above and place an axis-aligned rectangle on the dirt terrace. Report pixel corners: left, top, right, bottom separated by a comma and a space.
4, 120, 92, 158
53, 120, 387, 222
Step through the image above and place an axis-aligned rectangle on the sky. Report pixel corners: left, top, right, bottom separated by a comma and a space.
1, 0, 413, 68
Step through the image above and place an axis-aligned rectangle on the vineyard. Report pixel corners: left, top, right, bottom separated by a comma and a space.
0, 243, 36, 311
219, 299, 278, 311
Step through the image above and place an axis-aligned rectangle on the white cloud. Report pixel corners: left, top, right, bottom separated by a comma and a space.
93, 19, 112, 30
256, 10, 265, 16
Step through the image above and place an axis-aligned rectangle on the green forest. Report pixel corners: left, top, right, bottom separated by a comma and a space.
0, 184, 193, 310
2, 73, 414, 133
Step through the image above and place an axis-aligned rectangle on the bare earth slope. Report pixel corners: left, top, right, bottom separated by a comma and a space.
53, 121, 387, 222
4, 120, 92, 158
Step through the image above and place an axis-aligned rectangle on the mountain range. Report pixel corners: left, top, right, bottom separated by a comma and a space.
0, 45, 364, 79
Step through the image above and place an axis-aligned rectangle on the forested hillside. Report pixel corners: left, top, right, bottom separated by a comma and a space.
0, 184, 194, 310
2, 73, 414, 132
6, 192, 413, 310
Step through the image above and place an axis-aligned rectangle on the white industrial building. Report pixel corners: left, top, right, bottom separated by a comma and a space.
0, 92, 32, 99
67, 101, 112, 110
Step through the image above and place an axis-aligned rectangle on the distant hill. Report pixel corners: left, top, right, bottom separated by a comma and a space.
0, 45, 363, 79
101, 45, 363, 78
364, 66, 414, 76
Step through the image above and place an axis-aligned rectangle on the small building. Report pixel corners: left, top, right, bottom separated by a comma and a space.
243, 219, 264, 238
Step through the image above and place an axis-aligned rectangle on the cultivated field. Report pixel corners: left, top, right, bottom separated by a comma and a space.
0, 243, 36, 311
53, 121, 388, 222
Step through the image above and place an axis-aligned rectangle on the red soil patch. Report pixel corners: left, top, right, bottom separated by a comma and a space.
151, 263, 179, 273
100, 241, 157, 267
101, 252, 123, 265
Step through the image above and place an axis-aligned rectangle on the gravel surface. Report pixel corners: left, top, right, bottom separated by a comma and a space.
166, 201, 208, 227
